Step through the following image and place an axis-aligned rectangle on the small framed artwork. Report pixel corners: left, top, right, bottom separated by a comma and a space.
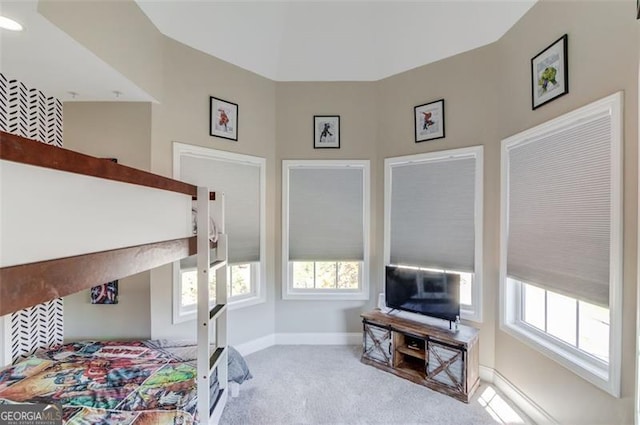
210, 96, 238, 141
91, 281, 119, 304
314, 115, 340, 149
637, 0, 639, 19
414, 99, 445, 143
531, 34, 568, 110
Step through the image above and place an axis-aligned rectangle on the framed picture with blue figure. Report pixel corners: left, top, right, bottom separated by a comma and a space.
314, 115, 340, 149
531, 34, 568, 110
91, 280, 119, 304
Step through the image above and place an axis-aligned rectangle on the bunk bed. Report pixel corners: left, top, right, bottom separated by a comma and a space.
0, 131, 229, 424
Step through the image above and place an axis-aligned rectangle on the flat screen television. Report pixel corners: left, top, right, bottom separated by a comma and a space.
385, 265, 460, 324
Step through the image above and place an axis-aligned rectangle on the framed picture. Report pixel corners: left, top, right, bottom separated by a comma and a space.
210, 96, 238, 141
414, 99, 445, 142
637, 0, 639, 19
314, 115, 340, 149
531, 34, 568, 110
91, 281, 119, 304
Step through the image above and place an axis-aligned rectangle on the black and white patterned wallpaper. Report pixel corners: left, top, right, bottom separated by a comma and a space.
0, 73, 62, 147
9, 300, 64, 363
0, 72, 64, 363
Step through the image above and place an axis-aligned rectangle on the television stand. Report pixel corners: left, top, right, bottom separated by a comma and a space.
361, 310, 479, 403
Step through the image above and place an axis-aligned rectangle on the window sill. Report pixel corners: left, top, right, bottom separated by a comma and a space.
500, 319, 616, 397
228, 294, 266, 311
460, 307, 482, 324
283, 290, 369, 301
174, 294, 266, 324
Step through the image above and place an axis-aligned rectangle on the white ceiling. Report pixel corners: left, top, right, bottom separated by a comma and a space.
0, 1, 536, 102
136, 0, 537, 82
0, 1, 154, 102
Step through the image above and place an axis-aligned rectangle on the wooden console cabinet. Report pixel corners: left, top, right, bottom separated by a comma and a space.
361, 310, 480, 403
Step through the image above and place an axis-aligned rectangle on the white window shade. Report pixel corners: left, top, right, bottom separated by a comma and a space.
390, 157, 476, 272
288, 166, 364, 261
181, 155, 260, 263
506, 114, 613, 307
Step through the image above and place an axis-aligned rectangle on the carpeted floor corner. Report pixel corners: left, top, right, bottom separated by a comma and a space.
220, 345, 527, 425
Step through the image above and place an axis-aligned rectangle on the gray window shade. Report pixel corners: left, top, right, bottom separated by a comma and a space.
506, 115, 612, 306
181, 155, 260, 263
288, 167, 364, 261
390, 157, 476, 272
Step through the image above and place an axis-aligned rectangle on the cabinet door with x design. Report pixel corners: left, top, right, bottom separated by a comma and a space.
362, 321, 393, 366
426, 339, 466, 393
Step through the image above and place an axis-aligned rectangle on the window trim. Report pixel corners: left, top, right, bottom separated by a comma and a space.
383, 146, 484, 322
172, 143, 267, 323
499, 92, 623, 397
174, 262, 260, 322
282, 160, 370, 301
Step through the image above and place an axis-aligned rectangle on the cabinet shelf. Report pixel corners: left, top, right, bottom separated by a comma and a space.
396, 345, 426, 361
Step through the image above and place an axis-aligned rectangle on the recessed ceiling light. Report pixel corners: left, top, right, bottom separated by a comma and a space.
0, 16, 23, 31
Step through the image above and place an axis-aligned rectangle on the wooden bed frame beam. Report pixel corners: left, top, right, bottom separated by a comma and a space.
0, 236, 197, 316
0, 131, 199, 198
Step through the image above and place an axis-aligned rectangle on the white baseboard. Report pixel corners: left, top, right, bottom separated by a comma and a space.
275, 332, 361, 346
234, 332, 361, 356
234, 332, 360, 356
480, 365, 557, 425
233, 334, 276, 357
479, 365, 495, 383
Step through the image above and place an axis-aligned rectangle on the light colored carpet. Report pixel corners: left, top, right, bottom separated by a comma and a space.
220, 345, 527, 425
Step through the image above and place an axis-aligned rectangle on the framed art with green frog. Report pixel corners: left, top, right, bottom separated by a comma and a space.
531, 34, 568, 110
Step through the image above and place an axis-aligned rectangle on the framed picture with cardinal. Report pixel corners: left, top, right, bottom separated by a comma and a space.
414, 99, 445, 143
210, 96, 238, 141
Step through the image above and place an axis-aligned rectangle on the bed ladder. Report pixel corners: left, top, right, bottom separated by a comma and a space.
196, 187, 228, 424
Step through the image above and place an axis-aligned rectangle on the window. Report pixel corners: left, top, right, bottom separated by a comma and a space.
500, 92, 622, 396
291, 261, 360, 290
179, 263, 258, 312
283, 160, 370, 300
384, 146, 483, 322
173, 144, 266, 322
518, 280, 610, 363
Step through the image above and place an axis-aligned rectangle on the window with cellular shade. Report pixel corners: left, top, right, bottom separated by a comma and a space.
181, 155, 260, 264
287, 164, 365, 261
505, 110, 615, 307
389, 156, 477, 272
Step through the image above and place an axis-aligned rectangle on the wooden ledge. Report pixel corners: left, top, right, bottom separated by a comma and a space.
0, 236, 197, 316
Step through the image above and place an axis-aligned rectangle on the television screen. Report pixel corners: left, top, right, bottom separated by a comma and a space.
385, 265, 460, 322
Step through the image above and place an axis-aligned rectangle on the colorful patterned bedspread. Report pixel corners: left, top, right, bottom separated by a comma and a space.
0, 340, 210, 424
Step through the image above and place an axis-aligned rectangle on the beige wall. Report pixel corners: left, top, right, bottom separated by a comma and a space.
62, 102, 153, 340
493, 1, 638, 423
148, 38, 277, 345
274, 82, 379, 333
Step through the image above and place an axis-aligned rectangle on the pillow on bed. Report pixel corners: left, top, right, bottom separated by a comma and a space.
228, 346, 252, 384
